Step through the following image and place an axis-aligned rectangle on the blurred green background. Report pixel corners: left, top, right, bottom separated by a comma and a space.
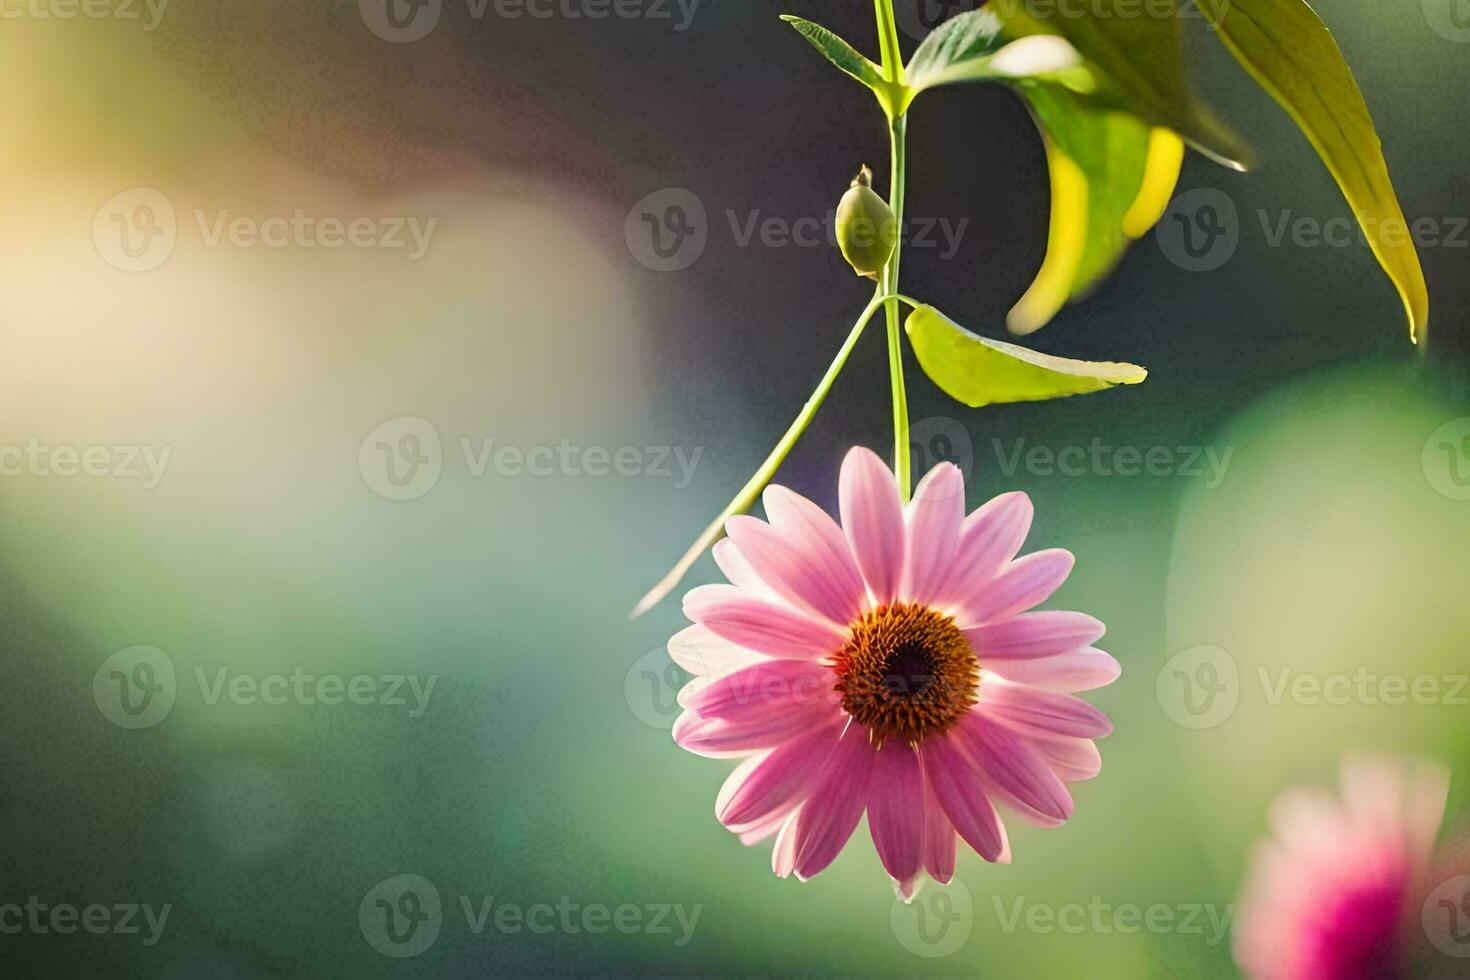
0, 1, 1468, 976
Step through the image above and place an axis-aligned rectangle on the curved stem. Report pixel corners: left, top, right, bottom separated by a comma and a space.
631, 290, 889, 619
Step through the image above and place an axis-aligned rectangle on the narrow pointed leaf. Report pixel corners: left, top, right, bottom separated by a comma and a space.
906, 305, 1146, 408
780, 16, 886, 92
1197, 0, 1429, 343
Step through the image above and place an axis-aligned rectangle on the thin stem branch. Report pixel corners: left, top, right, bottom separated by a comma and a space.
631, 290, 889, 619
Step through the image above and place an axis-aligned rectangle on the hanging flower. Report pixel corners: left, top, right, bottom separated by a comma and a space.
1233, 757, 1451, 979
669, 447, 1119, 898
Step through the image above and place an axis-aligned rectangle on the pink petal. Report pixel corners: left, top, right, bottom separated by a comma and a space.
982, 648, 1122, 693
919, 769, 958, 884
964, 611, 1106, 660
736, 809, 791, 846
790, 730, 877, 880
1032, 736, 1103, 782
980, 680, 1113, 739
684, 584, 846, 660
672, 701, 837, 758
936, 492, 1033, 609
684, 659, 836, 720
725, 511, 860, 631
762, 484, 868, 623
718, 720, 845, 828
867, 742, 925, 884
903, 463, 966, 603
954, 549, 1074, 627
771, 808, 802, 878
712, 538, 772, 597
667, 624, 770, 676
954, 714, 1073, 827
839, 447, 906, 605
922, 733, 1010, 863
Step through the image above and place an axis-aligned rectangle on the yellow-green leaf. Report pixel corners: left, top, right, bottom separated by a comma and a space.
906, 305, 1147, 408
1197, 0, 1429, 343
989, 0, 1252, 169
1008, 84, 1182, 335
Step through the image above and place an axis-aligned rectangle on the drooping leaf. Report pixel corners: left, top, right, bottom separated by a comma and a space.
1008, 85, 1183, 335
1196, 0, 1429, 343
905, 304, 1147, 407
988, 0, 1252, 169
904, 10, 1087, 106
780, 16, 887, 94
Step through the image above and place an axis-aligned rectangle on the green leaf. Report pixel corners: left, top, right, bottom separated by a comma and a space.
780, 16, 887, 93
1196, 0, 1429, 343
905, 304, 1147, 408
1008, 85, 1184, 334
988, 0, 1252, 169
904, 10, 1089, 104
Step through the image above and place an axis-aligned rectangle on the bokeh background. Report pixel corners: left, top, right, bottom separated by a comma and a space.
1, 0, 1468, 976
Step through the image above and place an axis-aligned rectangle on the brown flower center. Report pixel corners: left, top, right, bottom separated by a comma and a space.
832, 602, 978, 746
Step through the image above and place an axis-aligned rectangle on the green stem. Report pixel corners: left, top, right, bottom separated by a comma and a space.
631, 290, 889, 619
875, 0, 912, 501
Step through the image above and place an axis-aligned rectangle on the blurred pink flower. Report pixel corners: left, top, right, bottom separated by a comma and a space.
1234, 757, 1450, 979
670, 447, 1119, 898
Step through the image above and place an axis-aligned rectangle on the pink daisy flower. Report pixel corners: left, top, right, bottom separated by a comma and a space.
1234, 757, 1450, 980
669, 447, 1120, 898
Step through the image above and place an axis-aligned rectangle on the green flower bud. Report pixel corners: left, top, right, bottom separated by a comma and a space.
836, 165, 897, 280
